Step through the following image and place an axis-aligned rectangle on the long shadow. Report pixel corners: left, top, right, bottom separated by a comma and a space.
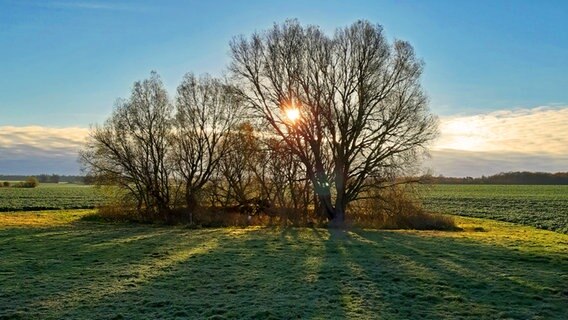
2, 224, 567, 319
297, 229, 412, 318
0, 223, 223, 318
0, 223, 177, 273
313, 229, 366, 318
347, 230, 568, 319
81, 226, 327, 319
52, 227, 345, 319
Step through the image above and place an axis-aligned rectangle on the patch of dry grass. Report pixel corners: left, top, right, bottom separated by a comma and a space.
0, 209, 94, 228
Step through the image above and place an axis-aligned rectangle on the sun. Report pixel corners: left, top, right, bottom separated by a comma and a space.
285, 108, 300, 123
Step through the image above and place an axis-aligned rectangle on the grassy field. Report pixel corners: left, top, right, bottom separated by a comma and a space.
0, 183, 105, 212
422, 185, 568, 234
0, 210, 566, 319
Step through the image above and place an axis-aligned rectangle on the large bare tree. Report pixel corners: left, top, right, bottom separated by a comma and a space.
230, 20, 438, 225
80, 72, 174, 219
172, 73, 240, 222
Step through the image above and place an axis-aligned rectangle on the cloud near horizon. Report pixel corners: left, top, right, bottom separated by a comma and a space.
0, 126, 89, 175
428, 106, 568, 176
0, 107, 566, 176
433, 107, 568, 154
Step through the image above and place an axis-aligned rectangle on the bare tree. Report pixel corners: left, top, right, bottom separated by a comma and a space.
257, 137, 313, 223
230, 20, 438, 226
216, 122, 262, 207
171, 73, 240, 222
215, 123, 312, 221
80, 72, 174, 219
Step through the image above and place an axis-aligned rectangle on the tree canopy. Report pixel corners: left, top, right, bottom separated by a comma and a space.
230, 20, 438, 224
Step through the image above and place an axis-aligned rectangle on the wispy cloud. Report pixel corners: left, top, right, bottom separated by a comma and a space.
0, 126, 88, 155
434, 106, 568, 154
428, 106, 568, 176
0, 126, 88, 174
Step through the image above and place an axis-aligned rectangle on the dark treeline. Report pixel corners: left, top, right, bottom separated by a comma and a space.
431, 171, 568, 185
3, 172, 565, 186
0, 175, 86, 184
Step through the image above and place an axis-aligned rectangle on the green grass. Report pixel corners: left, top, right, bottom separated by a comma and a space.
0, 183, 105, 211
1, 210, 566, 319
422, 185, 568, 234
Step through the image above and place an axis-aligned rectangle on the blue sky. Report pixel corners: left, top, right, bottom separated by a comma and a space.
0, 0, 567, 175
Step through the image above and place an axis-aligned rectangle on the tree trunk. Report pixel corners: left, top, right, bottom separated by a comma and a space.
329, 207, 345, 228
186, 187, 197, 225
331, 181, 347, 228
316, 193, 335, 220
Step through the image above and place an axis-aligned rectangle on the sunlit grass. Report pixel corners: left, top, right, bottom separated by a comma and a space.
0, 209, 94, 227
0, 210, 566, 319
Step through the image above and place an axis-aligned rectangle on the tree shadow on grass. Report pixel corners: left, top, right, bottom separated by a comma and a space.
10, 226, 346, 319
1, 225, 567, 319
95, 227, 342, 319
344, 230, 568, 319
0, 223, 224, 319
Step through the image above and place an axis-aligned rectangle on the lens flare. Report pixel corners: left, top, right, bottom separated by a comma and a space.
285, 108, 300, 122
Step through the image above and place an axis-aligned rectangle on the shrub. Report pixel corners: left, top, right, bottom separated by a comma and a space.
1, 181, 9, 187
83, 183, 457, 231
25, 177, 39, 188
82, 205, 143, 223
84, 203, 327, 228
12, 177, 39, 188
347, 185, 458, 231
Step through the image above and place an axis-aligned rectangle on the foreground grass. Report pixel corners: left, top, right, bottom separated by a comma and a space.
0, 211, 567, 319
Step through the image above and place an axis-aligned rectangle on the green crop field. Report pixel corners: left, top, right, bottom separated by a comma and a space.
0, 183, 105, 212
0, 210, 567, 319
422, 185, 568, 234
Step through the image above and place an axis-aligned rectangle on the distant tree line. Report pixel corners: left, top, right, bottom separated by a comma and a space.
0, 175, 85, 184
430, 171, 568, 185
37, 174, 60, 183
